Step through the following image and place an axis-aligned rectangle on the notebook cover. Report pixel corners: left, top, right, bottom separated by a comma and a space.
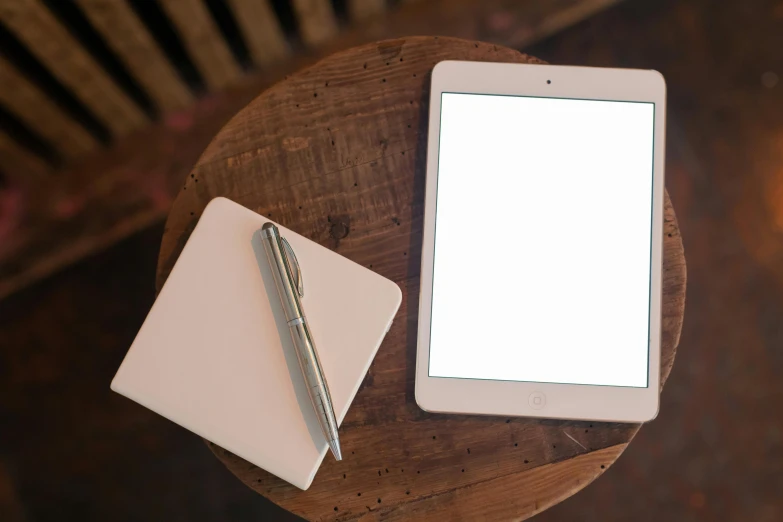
111, 197, 402, 489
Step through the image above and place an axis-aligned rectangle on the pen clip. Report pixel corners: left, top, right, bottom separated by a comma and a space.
281, 236, 304, 298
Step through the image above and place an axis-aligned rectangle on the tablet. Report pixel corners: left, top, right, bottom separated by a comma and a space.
415, 61, 666, 423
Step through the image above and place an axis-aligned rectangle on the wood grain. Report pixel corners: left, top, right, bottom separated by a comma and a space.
354, 444, 628, 521
291, 0, 338, 46
156, 37, 686, 521
0, 55, 96, 158
225, 0, 289, 67
0, 0, 147, 136
158, 0, 241, 90
75, 0, 192, 112
0, 131, 50, 181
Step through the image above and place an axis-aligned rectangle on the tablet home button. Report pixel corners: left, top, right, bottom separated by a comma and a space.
528, 392, 546, 409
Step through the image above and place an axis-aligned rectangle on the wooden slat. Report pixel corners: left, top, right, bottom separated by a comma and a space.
0, 131, 49, 182
528, 0, 625, 44
158, 0, 241, 90
349, 0, 386, 20
0, 0, 147, 136
291, 0, 338, 46
0, 0, 627, 302
75, 0, 193, 112
343, 0, 625, 51
0, 55, 96, 158
225, 0, 289, 67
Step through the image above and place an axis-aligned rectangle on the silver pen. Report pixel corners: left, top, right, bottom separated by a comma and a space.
259, 223, 342, 461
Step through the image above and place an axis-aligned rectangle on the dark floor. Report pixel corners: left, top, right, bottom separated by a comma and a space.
2, 0, 782, 520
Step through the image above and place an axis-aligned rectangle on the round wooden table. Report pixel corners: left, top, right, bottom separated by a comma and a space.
156, 36, 687, 522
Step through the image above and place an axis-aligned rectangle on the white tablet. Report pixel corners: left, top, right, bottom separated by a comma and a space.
415, 61, 666, 423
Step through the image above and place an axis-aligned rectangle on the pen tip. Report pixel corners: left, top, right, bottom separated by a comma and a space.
329, 440, 342, 461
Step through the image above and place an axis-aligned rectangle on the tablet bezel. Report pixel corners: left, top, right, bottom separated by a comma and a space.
415, 61, 666, 423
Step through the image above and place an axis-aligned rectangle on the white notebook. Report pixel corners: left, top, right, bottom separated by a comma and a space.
111, 197, 401, 490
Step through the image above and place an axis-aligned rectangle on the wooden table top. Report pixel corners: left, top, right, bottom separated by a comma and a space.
156, 36, 686, 522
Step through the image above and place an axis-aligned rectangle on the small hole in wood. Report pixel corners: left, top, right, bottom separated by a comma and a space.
467, 448, 471, 454
195, 179, 198, 182
386, 62, 390, 65
382, 78, 386, 83
601, 464, 606, 469
406, 491, 410, 495
299, 206, 302, 210
589, 424, 593, 428
377, 498, 382, 504
475, 43, 479, 47
409, 100, 413, 104
183, 187, 186, 190
296, 104, 299, 108
417, 471, 420, 474
190, 174, 194, 178
462, 469, 465, 472
408, 124, 411, 128
404, 252, 407, 256
329, 217, 351, 241
397, 222, 400, 226
334, 507, 338, 511
313, 93, 317, 97
413, 73, 417, 77
363, 63, 367, 69
401, 469, 404, 472
357, 492, 361, 496
354, 182, 358, 187
585, 429, 588, 433
378, 470, 381, 476
267, 213, 271, 217
514, 443, 518, 447
352, 451, 355, 454
257, 479, 262, 483
190, 212, 194, 216
668, 233, 672, 237
432, 435, 436, 439
401, 151, 405, 155
385, 468, 389, 473
553, 445, 557, 449
506, 419, 511, 423
343, 474, 346, 478
325, 81, 329, 86
369, 264, 373, 268
332, 141, 335, 146
524, 460, 529, 464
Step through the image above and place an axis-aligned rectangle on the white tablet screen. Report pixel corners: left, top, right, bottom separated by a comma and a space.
428, 92, 655, 388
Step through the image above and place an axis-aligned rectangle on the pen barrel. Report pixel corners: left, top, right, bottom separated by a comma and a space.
260, 225, 302, 322
259, 224, 340, 451
289, 321, 340, 445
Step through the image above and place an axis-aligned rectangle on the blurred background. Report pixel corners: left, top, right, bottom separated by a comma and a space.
1, 0, 781, 520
